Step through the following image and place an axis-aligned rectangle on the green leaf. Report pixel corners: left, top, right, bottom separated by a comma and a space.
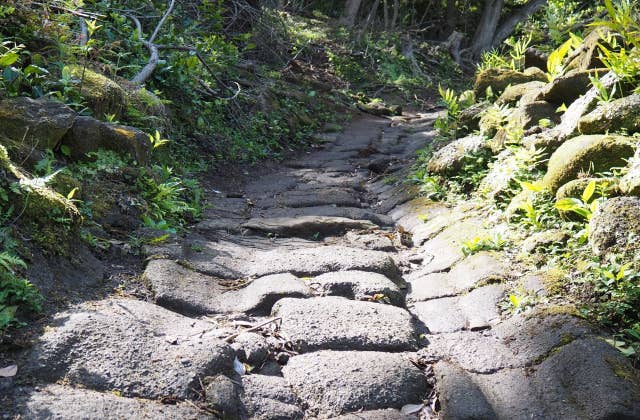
509, 294, 521, 308
582, 180, 596, 203
555, 198, 583, 212
0, 52, 18, 67
520, 181, 544, 192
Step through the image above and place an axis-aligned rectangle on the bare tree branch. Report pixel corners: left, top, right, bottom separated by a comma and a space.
149, 0, 176, 44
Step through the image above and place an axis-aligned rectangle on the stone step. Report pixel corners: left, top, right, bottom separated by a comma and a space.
242, 215, 376, 238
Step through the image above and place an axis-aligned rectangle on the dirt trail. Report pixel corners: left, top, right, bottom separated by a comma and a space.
6, 113, 640, 419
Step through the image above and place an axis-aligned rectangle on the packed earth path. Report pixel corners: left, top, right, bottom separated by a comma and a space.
6, 112, 640, 419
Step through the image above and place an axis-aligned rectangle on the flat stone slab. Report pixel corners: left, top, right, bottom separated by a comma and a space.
282, 350, 429, 417
310, 270, 405, 306
341, 230, 396, 251
240, 374, 304, 419
278, 188, 361, 208
242, 215, 376, 237
407, 252, 508, 301
410, 284, 505, 333
145, 259, 312, 315
11, 385, 207, 419
435, 338, 640, 419
332, 409, 414, 419
273, 296, 419, 351
25, 299, 234, 399
258, 205, 394, 227
421, 311, 593, 373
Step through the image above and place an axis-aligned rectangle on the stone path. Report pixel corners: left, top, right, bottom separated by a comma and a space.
7, 114, 640, 419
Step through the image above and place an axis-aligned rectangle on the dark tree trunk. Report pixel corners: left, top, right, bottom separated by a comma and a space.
491, 0, 547, 47
341, 0, 363, 27
470, 0, 504, 58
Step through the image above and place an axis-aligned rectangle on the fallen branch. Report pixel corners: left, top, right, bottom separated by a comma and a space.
223, 317, 282, 343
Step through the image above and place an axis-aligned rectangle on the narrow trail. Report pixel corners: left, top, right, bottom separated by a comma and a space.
8, 113, 640, 419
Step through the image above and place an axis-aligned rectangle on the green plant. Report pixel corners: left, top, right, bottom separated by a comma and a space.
546, 37, 575, 81
590, 71, 617, 103
461, 234, 506, 256
555, 179, 603, 221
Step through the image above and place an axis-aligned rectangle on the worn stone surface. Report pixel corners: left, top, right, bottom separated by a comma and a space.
620, 148, 640, 196
240, 374, 304, 420
426, 134, 488, 175
537, 69, 602, 105
310, 270, 404, 306
341, 230, 396, 251
410, 284, 505, 333
474, 68, 546, 97
11, 385, 208, 420
332, 409, 414, 419
273, 296, 419, 351
496, 81, 546, 106
589, 196, 640, 256
243, 215, 376, 238
282, 351, 428, 417
145, 259, 312, 315
407, 251, 508, 301
25, 299, 234, 399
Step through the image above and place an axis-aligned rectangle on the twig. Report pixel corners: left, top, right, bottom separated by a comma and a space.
223, 317, 282, 343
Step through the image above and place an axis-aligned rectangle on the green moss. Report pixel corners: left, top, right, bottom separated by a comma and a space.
605, 356, 640, 385
542, 135, 636, 192
579, 94, 640, 135
474, 67, 547, 98
63, 65, 127, 119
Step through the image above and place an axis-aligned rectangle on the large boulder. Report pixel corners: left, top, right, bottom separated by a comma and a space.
427, 134, 489, 175
63, 65, 127, 119
496, 81, 546, 106
0, 97, 76, 150
589, 196, 640, 256
474, 67, 546, 98
457, 101, 490, 132
542, 134, 636, 192
537, 69, 605, 106
565, 27, 612, 72
61, 116, 151, 164
511, 100, 558, 130
579, 94, 640, 135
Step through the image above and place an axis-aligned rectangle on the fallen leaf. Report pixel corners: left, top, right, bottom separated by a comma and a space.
233, 357, 246, 375
0, 364, 18, 377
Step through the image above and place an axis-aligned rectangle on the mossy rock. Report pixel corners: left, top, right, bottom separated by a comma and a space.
496, 81, 547, 106
457, 101, 490, 132
125, 87, 169, 131
426, 134, 488, 175
0, 97, 76, 150
578, 94, 640, 135
64, 65, 127, 119
589, 196, 640, 256
565, 27, 613, 73
521, 229, 570, 254
474, 67, 546, 98
620, 149, 640, 196
555, 177, 620, 201
542, 134, 636, 193
536, 69, 606, 106
512, 101, 559, 131
357, 101, 402, 116
61, 116, 151, 165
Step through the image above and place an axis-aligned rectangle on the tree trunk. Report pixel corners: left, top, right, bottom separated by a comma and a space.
491, 0, 547, 48
357, 0, 381, 41
470, 0, 504, 58
391, 0, 399, 29
443, 0, 457, 38
340, 0, 363, 27
383, 0, 389, 30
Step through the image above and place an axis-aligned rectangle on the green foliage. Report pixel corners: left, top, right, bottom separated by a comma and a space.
545, 0, 587, 46
555, 179, 602, 221
461, 234, 506, 256
477, 35, 531, 72
546, 37, 576, 81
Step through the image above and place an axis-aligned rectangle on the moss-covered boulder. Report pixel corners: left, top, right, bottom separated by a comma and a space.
61, 116, 151, 164
496, 81, 546, 106
426, 134, 488, 175
537, 69, 605, 106
0, 97, 76, 150
125, 87, 169, 131
64, 65, 127, 119
620, 149, 640, 196
589, 196, 640, 256
578, 94, 640, 135
521, 229, 570, 254
512, 101, 558, 130
542, 134, 635, 192
474, 67, 546, 98
555, 177, 620, 201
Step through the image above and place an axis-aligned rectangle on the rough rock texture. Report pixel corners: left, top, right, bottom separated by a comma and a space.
243, 215, 376, 238
620, 148, 640, 196
521, 230, 570, 254
474, 68, 546, 98
426, 134, 488, 175
282, 351, 429, 417
589, 196, 640, 256
496, 81, 546, 106
26, 299, 234, 399
537, 69, 602, 105
579, 93, 640, 135
273, 296, 419, 351
511, 100, 558, 130
61, 116, 152, 164
565, 27, 611, 72
240, 374, 304, 419
11, 385, 208, 420
63, 65, 127, 118
0, 97, 76, 150
457, 101, 490, 132
311, 270, 404, 306
145, 259, 312, 315
542, 134, 636, 192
